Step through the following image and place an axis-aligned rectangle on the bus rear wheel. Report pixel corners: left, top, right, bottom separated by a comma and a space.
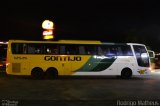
31, 67, 44, 79
121, 68, 132, 79
45, 68, 58, 79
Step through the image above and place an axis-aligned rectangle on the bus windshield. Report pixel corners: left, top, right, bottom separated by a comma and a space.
133, 45, 150, 67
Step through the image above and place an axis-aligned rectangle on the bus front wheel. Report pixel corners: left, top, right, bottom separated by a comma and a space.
121, 68, 132, 79
31, 67, 44, 79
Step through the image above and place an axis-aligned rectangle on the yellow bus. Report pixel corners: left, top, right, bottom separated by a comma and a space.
6, 40, 151, 79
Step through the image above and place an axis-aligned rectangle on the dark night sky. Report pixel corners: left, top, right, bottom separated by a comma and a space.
1, 1, 160, 52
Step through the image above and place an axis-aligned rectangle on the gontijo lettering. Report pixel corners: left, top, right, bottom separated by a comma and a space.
44, 56, 82, 61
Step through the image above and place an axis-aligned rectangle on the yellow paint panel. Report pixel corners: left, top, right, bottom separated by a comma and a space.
8, 55, 91, 76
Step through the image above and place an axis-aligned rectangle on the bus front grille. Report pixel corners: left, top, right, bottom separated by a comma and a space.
12, 63, 21, 73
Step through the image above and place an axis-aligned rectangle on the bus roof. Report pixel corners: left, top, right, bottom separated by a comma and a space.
58, 40, 101, 44
127, 43, 146, 46
8, 40, 102, 44
8, 40, 146, 46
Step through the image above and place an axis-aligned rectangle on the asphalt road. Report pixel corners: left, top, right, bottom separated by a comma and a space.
0, 70, 160, 106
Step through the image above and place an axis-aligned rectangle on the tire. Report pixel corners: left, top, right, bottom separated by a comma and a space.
45, 68, 58, 79
31, 67, 44, 79
121, 68, 132, 79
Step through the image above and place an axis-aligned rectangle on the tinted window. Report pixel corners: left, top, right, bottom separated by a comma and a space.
11, 43, 133, 56
45, 44, 59, 54
12, 43, 45, 54
117, 45, 133, 56
59, 45, 79, 55
97, 45, 117, 56
11, 43, 24, 54
79, 45, 86, 55
28, 44, 44, 54
85, 45, 97, 55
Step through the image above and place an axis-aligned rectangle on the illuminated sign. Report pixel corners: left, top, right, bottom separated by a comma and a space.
42, 20, 54, 40
43, 30, 53, 35
42, 20, 54, 29
43, 35, 54, 39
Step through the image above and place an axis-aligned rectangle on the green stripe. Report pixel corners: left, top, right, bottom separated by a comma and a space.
76, 56, 116, 72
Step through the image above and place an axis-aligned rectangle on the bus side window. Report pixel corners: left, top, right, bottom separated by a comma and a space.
27, 44, 43, 54
116, 45, 133, 56
122, 46, 133, 56
52, 48, 58, 54
23, 44, 27, 54
60, 45, 65, 54
11, 43, 24, 54
106, 46, 117, 57
45, 45, 59, 54
85, 45, 96, 55
79, 45, 86, 55
97, 46, 103, 55
28, 45, 35, 54
35, 48, 41, 54
66, 45, 78, 55
117, 46, 123, 56
97, 46, 110, 56
65, 46, 70, 54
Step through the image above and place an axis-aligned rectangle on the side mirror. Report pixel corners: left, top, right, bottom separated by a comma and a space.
148, 51, 155, 58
